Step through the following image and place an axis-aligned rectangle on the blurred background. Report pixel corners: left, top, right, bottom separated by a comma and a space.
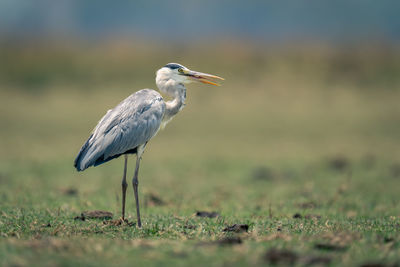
2, 5, 400, 266
0, 0, 400, 194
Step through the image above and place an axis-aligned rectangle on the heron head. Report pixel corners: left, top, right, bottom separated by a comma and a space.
156, 63, 224, 86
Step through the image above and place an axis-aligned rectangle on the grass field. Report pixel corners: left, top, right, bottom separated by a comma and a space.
1, 42, 400, 266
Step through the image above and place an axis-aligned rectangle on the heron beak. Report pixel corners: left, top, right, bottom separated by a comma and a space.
183, 69, 224, 86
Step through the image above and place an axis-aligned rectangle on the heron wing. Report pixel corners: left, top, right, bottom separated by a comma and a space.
74, 89, 165, 171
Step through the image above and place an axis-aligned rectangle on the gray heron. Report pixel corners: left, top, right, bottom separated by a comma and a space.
74, 63, 224, 227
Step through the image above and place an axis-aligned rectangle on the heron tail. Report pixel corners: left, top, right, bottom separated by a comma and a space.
74, 134, 93, 171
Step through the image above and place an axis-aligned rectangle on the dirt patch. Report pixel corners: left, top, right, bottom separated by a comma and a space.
103, 218, 135, 227
328, 156, 350, 171
252, 166, 275, 181
223, 224, 249, 233
74, 210, 113, 221
60, 187, 78, 196
259, 233, 292, 242
217, 236, 242, 246
265, 248, 298, 265
303, 256, 332, 265
291, 213, 323, 222
314, 243, 347, 252
195, 211, 220, 218
359, 263, 392, 267
145, 192, 166, 207
198, 237, 243, 247
293, 213, 302, 218
383, 237, 395, 243
265, 249, 332, 266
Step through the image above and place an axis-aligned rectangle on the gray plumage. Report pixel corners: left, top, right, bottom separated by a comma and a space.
73, 63, 223, 227
74, 89, 165, 171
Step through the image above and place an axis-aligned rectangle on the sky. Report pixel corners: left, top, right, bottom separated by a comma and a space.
0, 0, 399, 43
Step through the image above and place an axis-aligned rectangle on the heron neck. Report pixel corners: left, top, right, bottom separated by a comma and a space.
164, 85, 186, 118
156, 79, 186, 125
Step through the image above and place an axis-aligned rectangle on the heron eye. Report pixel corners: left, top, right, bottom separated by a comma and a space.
178, 68, 184, 73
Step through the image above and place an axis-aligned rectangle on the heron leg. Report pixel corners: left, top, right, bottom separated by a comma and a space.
121, 155, 128, 220
132, 154, 142, 228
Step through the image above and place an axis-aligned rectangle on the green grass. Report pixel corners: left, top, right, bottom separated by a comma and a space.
1, 43, 400, 266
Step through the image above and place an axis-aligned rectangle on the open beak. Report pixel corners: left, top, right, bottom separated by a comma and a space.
182, 69, 224, 86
